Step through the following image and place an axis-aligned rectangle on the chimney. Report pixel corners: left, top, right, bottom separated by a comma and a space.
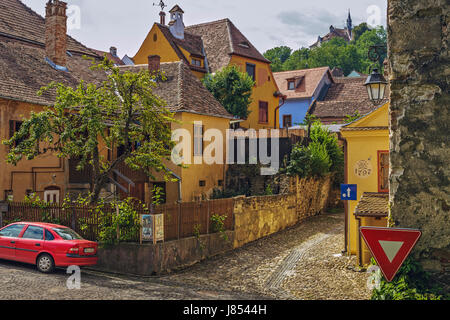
148, 55, 161, 74
110, 46, 118, 57
160, 11, 166, 25
45, 0, 68, 67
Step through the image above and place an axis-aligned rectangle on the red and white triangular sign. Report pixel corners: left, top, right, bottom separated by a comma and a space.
360, 227, 421, 282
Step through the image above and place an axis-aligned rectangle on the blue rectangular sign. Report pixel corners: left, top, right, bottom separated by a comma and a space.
341, 184, 357, 201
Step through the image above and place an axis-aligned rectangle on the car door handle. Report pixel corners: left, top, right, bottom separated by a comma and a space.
35, 243, 41, 247
10, 241, 15, 244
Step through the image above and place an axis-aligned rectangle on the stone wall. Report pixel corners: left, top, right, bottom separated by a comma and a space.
94, 174, 337, 275
233, 194, 297, 248
93, 231, 234, 276
233, 175, 334, 248
388, 0, 449, 272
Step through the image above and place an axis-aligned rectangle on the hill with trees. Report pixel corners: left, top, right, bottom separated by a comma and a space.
264, 24, 387, 76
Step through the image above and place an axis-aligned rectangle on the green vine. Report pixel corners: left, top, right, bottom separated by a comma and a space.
210, 213, 229, 242
193, 224, 206, 251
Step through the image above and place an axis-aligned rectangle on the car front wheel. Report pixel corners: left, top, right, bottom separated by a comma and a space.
36, 254, 55, 273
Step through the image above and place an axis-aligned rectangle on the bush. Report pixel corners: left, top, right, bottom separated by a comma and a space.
97, 198, 143, 245
287, 121, 343, 179
210, 213, 229, 241
371, 258, 447, 300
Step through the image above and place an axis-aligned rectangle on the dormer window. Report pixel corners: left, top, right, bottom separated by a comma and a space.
288, 80, 295, 90
287, 76, 304, 91
191, 58, 202, 67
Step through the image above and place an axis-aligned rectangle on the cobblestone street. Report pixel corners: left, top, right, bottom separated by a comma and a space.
0, 211, 372, 300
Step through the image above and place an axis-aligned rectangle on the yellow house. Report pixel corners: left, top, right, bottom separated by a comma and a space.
132, 5, 281, 130
340, 102, 390, 266
0, 0, 105, 203
120, 58, 233, 204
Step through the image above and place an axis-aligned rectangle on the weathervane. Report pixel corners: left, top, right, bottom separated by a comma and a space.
153, 0, 167, 11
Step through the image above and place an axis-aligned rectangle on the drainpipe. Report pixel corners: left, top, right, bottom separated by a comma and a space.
273, 92, 287, 129
343, 138, 348, 254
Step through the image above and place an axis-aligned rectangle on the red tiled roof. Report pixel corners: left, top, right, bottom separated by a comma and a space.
354, 192, 389, 217
310, 27, 352, 48
310, 77, 389, 122
91, 49, 125, 66
0, 0, 98, 57
119, 62, 233, 119
185, 19, 270, 73
156, 23, 207, 74
273, 67, 332, 99
0, 36, 105, 106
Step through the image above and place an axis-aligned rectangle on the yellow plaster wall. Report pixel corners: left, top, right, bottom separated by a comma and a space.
344, 133, 389, 255
341, 103, 390, 257
0, 99, 67, 202
133, 25, 182, 65
173, 112, 230, 202
229, 56, 280, 129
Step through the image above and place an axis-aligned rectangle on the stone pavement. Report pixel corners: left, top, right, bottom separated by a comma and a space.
0, 211, 372, 300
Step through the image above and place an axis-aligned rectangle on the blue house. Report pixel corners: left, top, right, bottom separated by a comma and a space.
274, 67, 334, 128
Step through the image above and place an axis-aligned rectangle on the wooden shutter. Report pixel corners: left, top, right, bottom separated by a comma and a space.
259, 101, 268, 124
378, 151, 389, 193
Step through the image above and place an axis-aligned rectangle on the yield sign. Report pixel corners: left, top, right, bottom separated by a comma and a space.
360, 227, 421, 282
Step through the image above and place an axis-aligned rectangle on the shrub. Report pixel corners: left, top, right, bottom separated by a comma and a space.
287, 121, 343, 179
210, 213, 228, 241
371, 257, 447, 300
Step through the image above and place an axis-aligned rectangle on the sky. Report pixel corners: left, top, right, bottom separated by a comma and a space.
22, 0, 387, 58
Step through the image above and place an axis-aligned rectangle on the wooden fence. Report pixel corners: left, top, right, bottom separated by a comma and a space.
1, 198, 234, 243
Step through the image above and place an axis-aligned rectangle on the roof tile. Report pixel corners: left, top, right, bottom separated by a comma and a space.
273, 67, 331, 99
119, 62, 233, 119
354, 192, 389, 217
185, 19, 269, 73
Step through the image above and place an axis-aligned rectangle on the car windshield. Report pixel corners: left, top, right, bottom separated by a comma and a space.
52, 228, 84, 240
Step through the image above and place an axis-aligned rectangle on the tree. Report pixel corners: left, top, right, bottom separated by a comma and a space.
263, 46, 293, 72
263, 23, 387, 76
286, 121, 343, 178
344, 110, 362, 123
3, 58, 176, 203
282, 47, 309, 71
202, 65, 254, 119
356, 26, 387, 74
352, 22, 371, 42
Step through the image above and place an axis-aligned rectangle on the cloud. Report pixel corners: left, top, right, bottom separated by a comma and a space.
277, 8, 348, 37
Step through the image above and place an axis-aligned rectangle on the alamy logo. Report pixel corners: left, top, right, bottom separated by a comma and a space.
171, 125, 280, 175
366, 5, 382, 27
67, 5, 81, 31
366, 265, 382, 290
66, 265, 81, 290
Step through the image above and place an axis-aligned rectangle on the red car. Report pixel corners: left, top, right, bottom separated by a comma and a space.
0, 222, 98, 273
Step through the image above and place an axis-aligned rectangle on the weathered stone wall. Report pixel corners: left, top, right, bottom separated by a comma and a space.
295, 176, 334, 220
233, 175, 334, 248
388, 0, 449, 272
93, 231, 234, 276
233, 194, 297, 248
93, 175, 336, 275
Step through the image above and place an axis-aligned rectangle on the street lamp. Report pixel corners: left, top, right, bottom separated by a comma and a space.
364, 45, 388, 105
364, 68, 388, 105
